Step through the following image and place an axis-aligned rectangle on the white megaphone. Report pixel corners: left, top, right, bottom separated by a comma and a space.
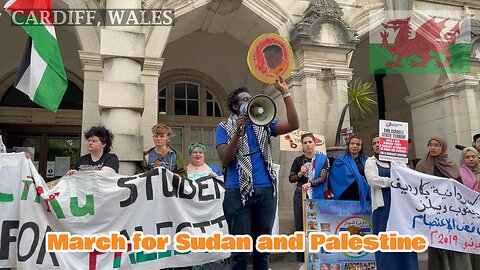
239, 94, 277, 126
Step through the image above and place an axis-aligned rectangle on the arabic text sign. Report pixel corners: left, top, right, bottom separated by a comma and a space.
304, 199, 375, 269
280, 130, 326, 153
0, 153, 228, 269
379, 120, 408, 163
387, 164, 480, 254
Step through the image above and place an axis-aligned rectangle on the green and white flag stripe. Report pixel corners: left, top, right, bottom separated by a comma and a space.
5, 0, 67, 112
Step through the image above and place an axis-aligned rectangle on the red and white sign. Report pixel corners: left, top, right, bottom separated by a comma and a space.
379, 120, 408, 163
280, 130, 326, 154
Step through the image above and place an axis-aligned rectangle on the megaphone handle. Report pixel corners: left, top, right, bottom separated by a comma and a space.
238, 125, 246, 137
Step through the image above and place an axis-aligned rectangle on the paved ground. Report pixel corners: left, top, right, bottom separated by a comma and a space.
246, 252, 428, 270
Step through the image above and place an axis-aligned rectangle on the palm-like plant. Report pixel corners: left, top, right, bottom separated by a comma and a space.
334, 78, 377, 146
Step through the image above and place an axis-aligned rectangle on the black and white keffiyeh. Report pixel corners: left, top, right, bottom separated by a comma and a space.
220, 114, 277, 204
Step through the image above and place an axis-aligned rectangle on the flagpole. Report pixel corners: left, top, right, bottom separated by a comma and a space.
0, 7, 5, 18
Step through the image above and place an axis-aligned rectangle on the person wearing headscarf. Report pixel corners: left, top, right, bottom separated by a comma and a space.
458, 147, 480, 192
415, 135, 471, 270
365, 134, 418, 270
415, 135, 461, 181
328, 135, 370, 210
458, 146, 480, 270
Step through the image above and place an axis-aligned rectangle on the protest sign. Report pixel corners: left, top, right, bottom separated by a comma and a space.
379, 120, 408, 163
304, 199, 376, 270
0, 153, 228, 269
388, 164, 480, 254
280, 130, 326, 153
247, 33, 293, 84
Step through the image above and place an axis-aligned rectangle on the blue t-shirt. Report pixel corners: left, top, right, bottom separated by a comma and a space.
215, 119, 279, 189
146, 148, 177, 172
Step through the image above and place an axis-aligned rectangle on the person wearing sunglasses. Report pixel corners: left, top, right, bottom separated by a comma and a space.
215, 76, 299, 270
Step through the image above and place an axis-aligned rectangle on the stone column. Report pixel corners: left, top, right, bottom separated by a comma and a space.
141, 57, 164, 149
275, 0, 359, 233
99, 0, 145, 175
289, 0, 358, 146
406, 74, 480, 162
78, 51, 102, 154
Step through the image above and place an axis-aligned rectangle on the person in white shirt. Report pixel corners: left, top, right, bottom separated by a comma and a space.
364, 134, 418, 270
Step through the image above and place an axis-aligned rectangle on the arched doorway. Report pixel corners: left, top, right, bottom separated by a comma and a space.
0, 79, 83, 181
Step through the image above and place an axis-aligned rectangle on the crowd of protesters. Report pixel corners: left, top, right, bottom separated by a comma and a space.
6, 73, 480, 270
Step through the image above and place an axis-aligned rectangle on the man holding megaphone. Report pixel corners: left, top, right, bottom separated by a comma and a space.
215, 76, 299, 270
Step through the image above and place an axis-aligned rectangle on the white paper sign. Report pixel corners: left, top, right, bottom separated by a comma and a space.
379, 120, 408, 163
46, 161, 55, 178
54, 157, 70, 176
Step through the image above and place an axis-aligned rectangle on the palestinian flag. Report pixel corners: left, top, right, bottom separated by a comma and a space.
369, 10, 471, 74
4, 0, 67, 112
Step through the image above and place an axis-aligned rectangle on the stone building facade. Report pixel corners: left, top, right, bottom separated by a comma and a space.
0, 0, 479, 232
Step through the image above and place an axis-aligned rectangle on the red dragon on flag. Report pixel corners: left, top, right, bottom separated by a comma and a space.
369, 13, 470, 74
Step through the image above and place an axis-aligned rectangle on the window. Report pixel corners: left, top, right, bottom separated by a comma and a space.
206, 90, 222, 117
0, 81, 83, 110
157, 75, 223, 117
174, 82, 199, 115
157, 70, 226, 170
158, 87, 167, 114
169, 127, 183, 155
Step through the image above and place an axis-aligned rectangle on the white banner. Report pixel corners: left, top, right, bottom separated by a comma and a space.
387, 164, 480, 254
0, 153, 229, 269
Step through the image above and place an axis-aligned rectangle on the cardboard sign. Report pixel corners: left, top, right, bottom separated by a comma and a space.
280, 130, 326, 154
247, 33, 293, 84
305, 199, 376, 269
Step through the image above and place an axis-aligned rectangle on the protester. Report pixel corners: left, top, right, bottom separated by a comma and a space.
459, 147, 480, 191
474, 133, 480, 152
415, 135, 471, 270
186, 142, 222, 180
185, 142, 227, 270
215, 76, 298, 270
364, 134, 418, 270
457, 146, 480, 269
328, 135, 370, 209
289, 133, 328, 270
138, 123, 187, 178
66, 126, 118, 175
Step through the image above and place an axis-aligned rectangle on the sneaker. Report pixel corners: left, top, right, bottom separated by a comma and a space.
298, 263, 305, 270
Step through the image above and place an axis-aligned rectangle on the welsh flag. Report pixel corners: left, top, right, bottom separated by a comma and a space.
4, 0, 67, 112
369, 11, 471, 74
